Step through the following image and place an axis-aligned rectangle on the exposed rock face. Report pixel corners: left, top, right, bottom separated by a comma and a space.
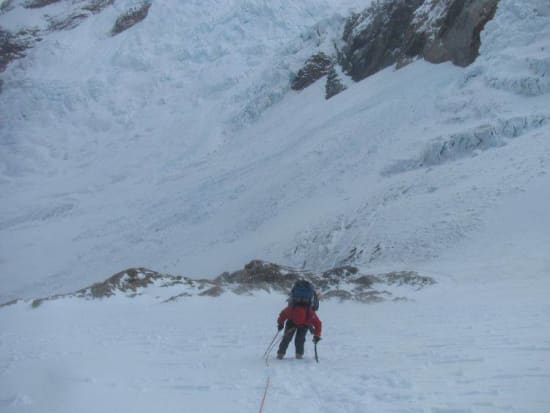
47, 12, 90, 31
325, 66, 347, 99
290, 52, 334, 91
199, 261, 435, 303
47, 0, 114, 31
292, 0, 499, 97
82, 267, 183, 298
340, 0, 500, 81
217, 259, 299, 291
30, 267, 196, 307
0, 29, 39, 72
111, 2, 152, 36
24, 0, 62, 8
6, 260, 435, 308
291, 53, 348, 99
412, 0, 500, 66
0, 0, 115, 77
341, 0, 424, 81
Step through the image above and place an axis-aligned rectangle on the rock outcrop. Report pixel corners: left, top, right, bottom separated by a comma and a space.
341, 0, 499, 81
290, 53, 348, 100
290, 52, 334, 91
325, 66, 347, 99
111, 2, 151, 36
47, 0, 114, 31
0, 29, 40, 73
0, 0, 132, 76
341, 0, 424, 81
2, 260, 435, 308
292, 0, 500, 97
418, 0, 500, 67
215, 260, 434, 304
24, 0, 62, 8
0, 27, 39, 92
0, 0, 107, 69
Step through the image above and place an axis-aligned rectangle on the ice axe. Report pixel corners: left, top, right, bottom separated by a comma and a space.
313, 336, 321, 363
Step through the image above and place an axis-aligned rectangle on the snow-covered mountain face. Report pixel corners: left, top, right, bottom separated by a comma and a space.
1, 0, 369, 300
1, 0, 550, 302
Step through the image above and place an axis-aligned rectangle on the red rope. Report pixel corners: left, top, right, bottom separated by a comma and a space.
258, 376, 271, 413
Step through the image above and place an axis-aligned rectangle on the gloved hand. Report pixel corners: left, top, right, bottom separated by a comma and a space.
277, 324, 284, 331
313, 336, 321, 344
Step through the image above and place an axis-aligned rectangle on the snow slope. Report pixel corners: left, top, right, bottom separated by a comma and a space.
1, 177, 549, 412
1, 0, 370, 301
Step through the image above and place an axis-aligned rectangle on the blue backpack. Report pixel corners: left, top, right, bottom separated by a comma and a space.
290, 280, 319, 311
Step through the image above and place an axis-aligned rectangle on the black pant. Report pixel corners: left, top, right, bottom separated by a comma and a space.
278, 321, 308, 355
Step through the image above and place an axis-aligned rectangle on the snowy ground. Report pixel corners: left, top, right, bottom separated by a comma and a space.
0, 272, 548, 413
1, 178, 549, 413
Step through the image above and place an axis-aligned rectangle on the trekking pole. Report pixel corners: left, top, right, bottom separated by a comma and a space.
263, 330, 281, 360
264, 327, 298, 363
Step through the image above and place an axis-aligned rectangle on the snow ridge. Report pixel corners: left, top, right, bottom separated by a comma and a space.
2, 260, 435, 308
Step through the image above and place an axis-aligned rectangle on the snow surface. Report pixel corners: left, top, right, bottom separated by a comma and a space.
1, 179, 549, 412
1, 0, 550, 410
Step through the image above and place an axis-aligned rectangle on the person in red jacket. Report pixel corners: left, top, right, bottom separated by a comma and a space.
276, 302, 322, 359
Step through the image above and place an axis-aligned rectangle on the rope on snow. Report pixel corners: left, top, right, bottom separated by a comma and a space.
258, 330, 286, 411
258, 376, 271, 413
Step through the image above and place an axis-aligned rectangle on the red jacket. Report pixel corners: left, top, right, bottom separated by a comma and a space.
277, 305, 322, 336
